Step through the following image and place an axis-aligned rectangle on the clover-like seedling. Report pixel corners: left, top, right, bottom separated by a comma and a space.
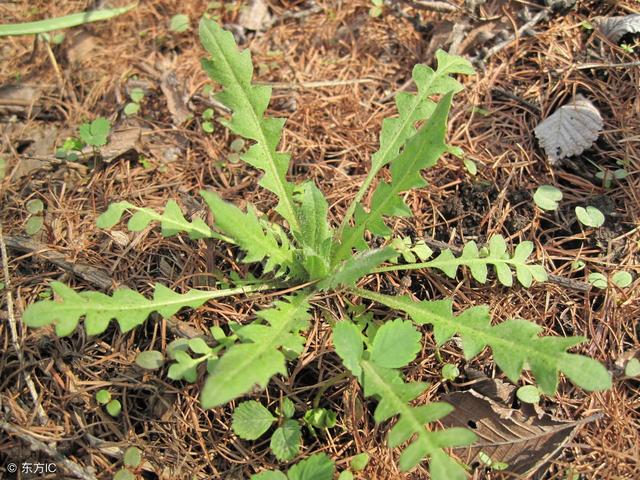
124, 87, 144, 116
25, 198, 45, 236
202, 108, 215, 133
79, 117, 111, 148
533, 185, 562, 211
232, 398, 317, 462
575, 206, 605, 228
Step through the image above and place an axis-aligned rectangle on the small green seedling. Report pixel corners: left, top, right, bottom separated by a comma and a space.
477, 451, 508, 471
135, 350, 164, 369
596, 168, 628, 189
571, 260, 585, 272
516, 385, 541, 404
56, 137, 85, 161
463, 157, 477, 175
625, 358, 640, 377
95, 389, 111, 405
170, 14, 190, 33
621, 43, 635, 54
106, 399, 122, 417
124, 447, 142, 468
533, 185, 563, 211
202, 108, 215, 133
575, 206, 605, 228
588, 272, 608, 289
611, 271, 632, 288
232, 398, 320, 462
113, 469, 135, 480
251, 453, 334, 480
25, 199, 45, 235
79, 117, 111, 148
124, 87, 145, 116
303, 407, 337, 435
441, 363, 460, 381
369, 0, 384, 17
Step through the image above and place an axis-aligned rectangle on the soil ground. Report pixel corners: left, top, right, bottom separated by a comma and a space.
1, 1, 639, 479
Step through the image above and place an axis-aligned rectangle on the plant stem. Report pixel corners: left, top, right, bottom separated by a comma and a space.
312, 371, 351, 409
335, 169, 378, 242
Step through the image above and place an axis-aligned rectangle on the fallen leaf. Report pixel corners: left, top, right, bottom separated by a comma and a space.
0, 84, 40, 116
593, 14, 640, 43
66, 31, 99, 63
160, 71, 192, 125
441, 386, 598, 477
93, 127, 142, 163
238, 0, 272, 32
534, 95, 603, 163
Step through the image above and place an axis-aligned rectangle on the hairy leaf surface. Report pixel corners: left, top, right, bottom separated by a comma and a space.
319, 247, 395, 290
296, 182, 333, 279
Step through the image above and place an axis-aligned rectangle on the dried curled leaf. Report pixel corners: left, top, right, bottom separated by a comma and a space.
534, 95, 603, 163
593, 14, 640, 43
441, 386, 599, 477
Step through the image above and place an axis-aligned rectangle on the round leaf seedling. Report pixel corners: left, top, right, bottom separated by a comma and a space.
575, 206, 605, 228
533, 185, 563, 211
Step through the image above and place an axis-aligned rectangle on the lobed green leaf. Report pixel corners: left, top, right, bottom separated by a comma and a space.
199, 19, 300, 235
354, 288, 612, 394
335, 92, 453, 262
319, 247, 395, 290
23, 281, 231, 337
97, 200, 216, 240
201, 190, 298, 277
200, 293, 312, 408
416, 236, 547, 287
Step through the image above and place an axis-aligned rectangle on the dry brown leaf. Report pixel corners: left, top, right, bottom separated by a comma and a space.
238, 0, 272, 32
160, 71, 192, 125
594, 14, 640, 43
0, 84, 40, 116
534, 95, 603, 163
66, 31, 99, 63
93, 127, 142, 163
441, 387, 598, 477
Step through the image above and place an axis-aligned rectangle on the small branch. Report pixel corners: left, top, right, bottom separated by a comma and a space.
259, 78, 375, 90
394, 0, 459, 13
5, 235, 113, 290
0, 421, 97, 480
575, 60, 640, 70
479, 9, 549, 62
0, 224, 49, 425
